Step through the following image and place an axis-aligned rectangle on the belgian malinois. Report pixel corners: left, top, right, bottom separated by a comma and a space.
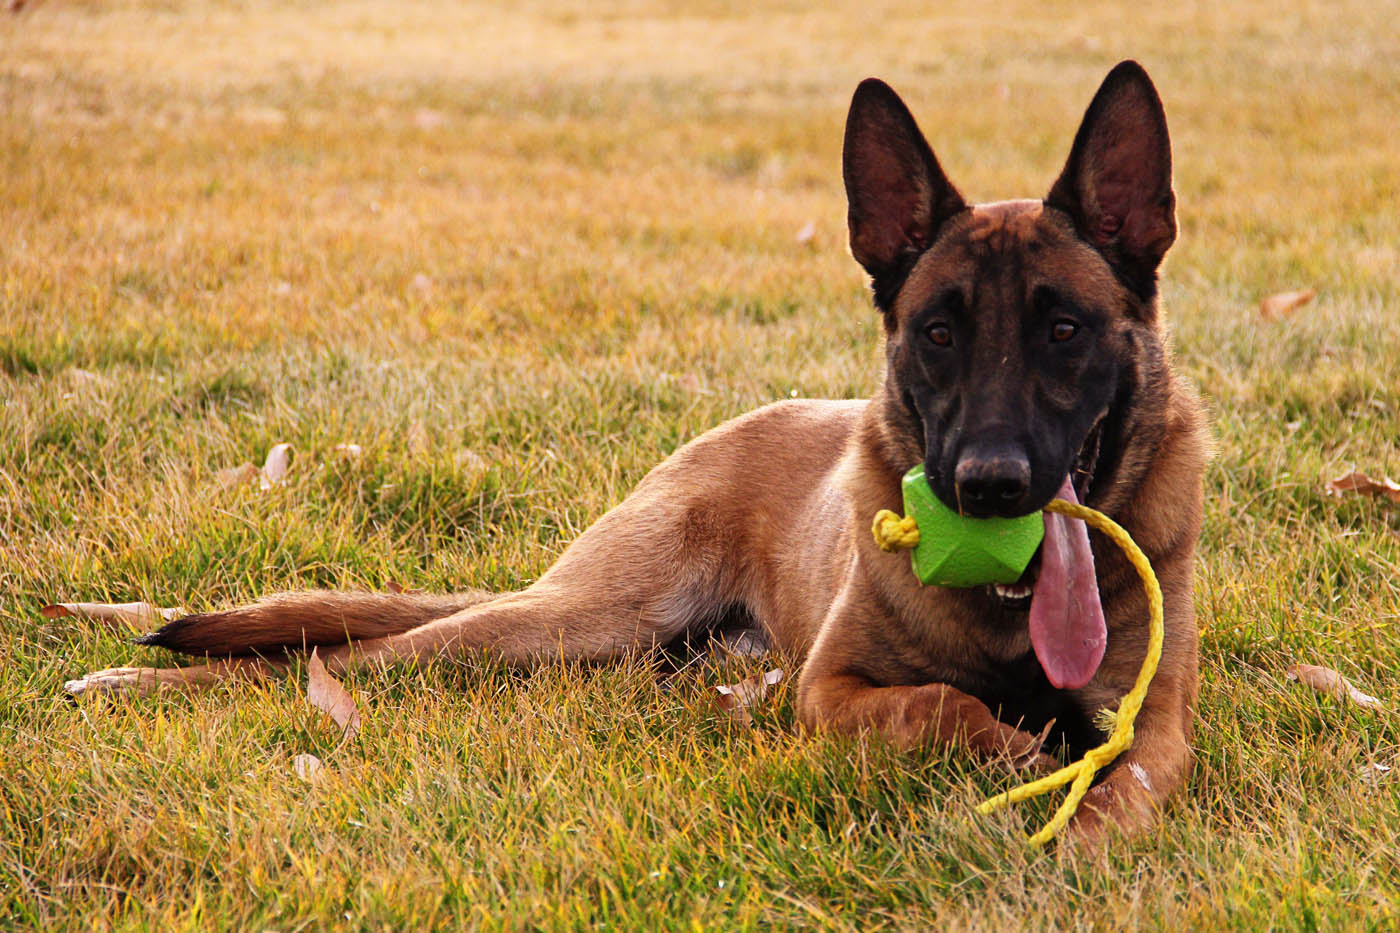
68, 60, 1208, 845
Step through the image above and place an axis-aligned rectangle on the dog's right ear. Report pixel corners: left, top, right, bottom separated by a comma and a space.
843, 79, 966, 310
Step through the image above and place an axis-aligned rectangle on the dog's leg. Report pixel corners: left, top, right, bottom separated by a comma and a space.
65, 656, 289, 697
1063, 706, 1191, 848
68, 488, 732, 694
309, 578, 700, 676
68, 581, 697, 696
797, 672, 1059, 772
1064, 565, 1199, 848
797, 574, 1059, 771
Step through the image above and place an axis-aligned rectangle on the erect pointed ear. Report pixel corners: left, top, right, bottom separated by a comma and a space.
843, 78, 966, 309
1045, 61, 1176, 301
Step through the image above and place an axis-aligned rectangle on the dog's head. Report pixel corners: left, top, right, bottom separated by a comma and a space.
845, 61, 1175, 517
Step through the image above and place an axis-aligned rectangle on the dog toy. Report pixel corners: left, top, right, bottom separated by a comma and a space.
872, 465, 1044, 586
871, 467, 1163, 847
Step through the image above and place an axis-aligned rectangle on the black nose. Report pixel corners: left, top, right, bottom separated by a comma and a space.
954, 448, 1031, 516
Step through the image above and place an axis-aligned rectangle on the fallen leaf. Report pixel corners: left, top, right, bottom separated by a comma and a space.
455, 449, 486, 475
259, 443, 293, 490
293, 753, 323, 783
1324, 471, 1400, 504
216, 462, 260, 487
385, 581, 425, 596
1287, 663, 1384, 710
413, 108, 447, 130
407, 420, 429, 456
795, 221, 816, 245
239, 106, 287, 126
715, 668, 784, 722
66, 368, 104, 386
307, 648, 362, 737
41, 601, 183, 631
1259, 288, 1315, 320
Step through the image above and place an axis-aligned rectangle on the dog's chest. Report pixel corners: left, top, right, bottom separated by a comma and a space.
957, 651, 1103, 755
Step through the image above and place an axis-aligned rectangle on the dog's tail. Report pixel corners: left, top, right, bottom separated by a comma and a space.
135, 590, 496, 657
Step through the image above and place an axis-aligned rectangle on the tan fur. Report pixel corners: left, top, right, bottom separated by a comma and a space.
70, 65, 1209, 847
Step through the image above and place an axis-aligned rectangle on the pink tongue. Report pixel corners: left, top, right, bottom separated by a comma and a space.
1029, 477, 1107, 689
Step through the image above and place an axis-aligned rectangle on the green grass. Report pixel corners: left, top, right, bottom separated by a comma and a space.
3, 0, 1400, 928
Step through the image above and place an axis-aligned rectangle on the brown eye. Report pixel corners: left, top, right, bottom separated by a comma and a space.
1050, 320, 1078, 343
927, 324, 953, 347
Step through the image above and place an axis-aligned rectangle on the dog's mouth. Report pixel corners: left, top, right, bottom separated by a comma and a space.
987, 414, 1104, 608
986, 418, 1109, 689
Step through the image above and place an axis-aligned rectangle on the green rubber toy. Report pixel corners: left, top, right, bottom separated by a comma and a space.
901, 465, 1044, 587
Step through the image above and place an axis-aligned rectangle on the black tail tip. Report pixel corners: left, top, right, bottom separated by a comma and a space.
131, 615, 195, 648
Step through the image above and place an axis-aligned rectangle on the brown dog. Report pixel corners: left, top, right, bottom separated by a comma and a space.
67, 61, 1207, 845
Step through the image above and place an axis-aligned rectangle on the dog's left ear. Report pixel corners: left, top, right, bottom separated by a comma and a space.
1046, 61, 1176, 301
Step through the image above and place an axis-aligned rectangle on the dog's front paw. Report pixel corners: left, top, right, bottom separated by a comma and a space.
64, 667, 156, 697
1063, 771, 1157, 851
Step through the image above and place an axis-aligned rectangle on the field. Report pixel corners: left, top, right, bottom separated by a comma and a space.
3, 0, 1400, 928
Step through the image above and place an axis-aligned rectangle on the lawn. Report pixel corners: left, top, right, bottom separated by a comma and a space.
3, 0, 1399, 928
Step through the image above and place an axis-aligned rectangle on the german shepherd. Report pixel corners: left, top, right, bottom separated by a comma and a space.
67, 61, 1208, 846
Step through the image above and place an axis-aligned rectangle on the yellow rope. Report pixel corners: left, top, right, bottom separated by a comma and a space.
872, 509, 920, 551
873, 497, 1164, 847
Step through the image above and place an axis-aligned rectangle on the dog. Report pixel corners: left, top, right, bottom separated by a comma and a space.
67, 60, 1208, 846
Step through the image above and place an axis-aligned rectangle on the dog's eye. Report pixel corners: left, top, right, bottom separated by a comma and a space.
927, 324, 953, 347
1050, 320, 1078, 343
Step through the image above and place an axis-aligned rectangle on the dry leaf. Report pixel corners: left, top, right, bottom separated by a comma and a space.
293, 753, 323, 783
216, 462, 260, 487
259, 443, 293, 490
1324, 471, 1400, 504
66, 368, 104, 386
307, 648, 362, 737
407, 420, 429, 456
413, 108, 447, 130
1259, 288, 1315, 320
795, 221, 816, 245
455, 449, 486, 475
715, 668, 784, 722
41, 601, 183, 631
385, 581, 424, 596
1286, 663, 1384, 710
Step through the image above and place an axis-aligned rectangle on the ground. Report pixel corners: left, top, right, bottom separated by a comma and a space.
2, 0, 1399, 928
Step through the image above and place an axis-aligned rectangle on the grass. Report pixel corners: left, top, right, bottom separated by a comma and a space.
3, 0, 1400, 927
